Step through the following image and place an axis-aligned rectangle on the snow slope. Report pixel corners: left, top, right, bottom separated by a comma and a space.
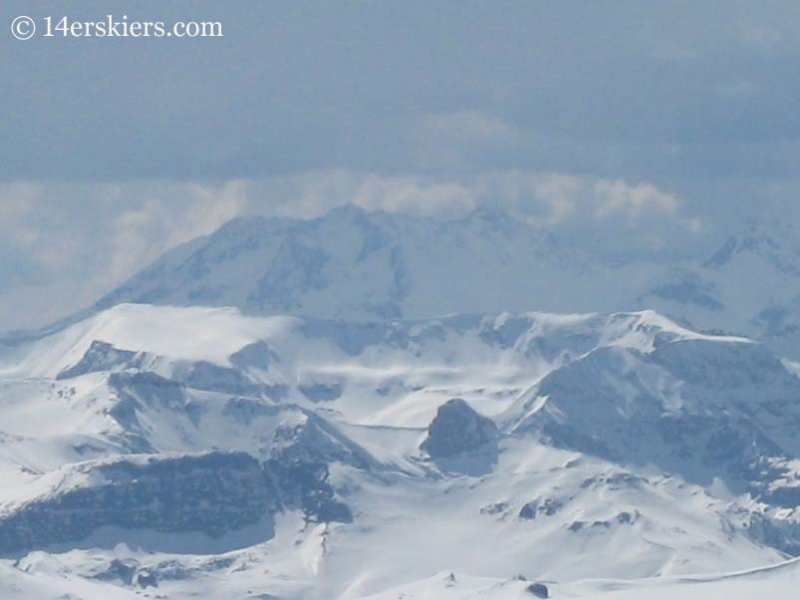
2, 304, 800, 598
354, 558, 800, 600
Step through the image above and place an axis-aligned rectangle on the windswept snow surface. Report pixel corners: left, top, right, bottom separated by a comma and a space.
1, 303, 800, 598
353, 559, 800, 600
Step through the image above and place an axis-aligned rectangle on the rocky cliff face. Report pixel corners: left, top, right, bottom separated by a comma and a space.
266, 459, 352, 524
0, 452, 273, 555
509, 338, 800, 510
422, 399, 498, 459
0, 451, 352, 555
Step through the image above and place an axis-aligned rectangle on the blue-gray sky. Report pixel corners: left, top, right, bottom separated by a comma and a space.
1, 1, 799, 330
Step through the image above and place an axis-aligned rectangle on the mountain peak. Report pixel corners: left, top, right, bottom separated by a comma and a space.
325, 202, 372, 220
86, 204, 621, 322
703, 218, 797, 270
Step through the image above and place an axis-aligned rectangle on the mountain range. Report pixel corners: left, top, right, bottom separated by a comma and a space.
83, 206, 800, 359
2, 206, 800, 599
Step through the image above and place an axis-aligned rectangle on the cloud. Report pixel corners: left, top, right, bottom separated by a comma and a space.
477, 172, 688, 229
101, 184, 249, 286
0, 181, 248, 330
350, 175, 476, 217
0, 171, 710, 331
466, 172, 704, 261
592, 179, 680, 222
4, 1, 800, 185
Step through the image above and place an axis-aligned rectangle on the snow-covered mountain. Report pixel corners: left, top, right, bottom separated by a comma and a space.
2, 303, 800, 598
640, 219, 800, 357
91, 205, 648, 321
84, 206, 800, 360
4, 206, 800, 598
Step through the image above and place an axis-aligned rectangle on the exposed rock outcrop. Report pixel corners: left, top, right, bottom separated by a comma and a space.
0, 451, 352, 555
421, 398, 498, 459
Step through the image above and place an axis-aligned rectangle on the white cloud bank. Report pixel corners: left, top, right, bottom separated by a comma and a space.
0, 171, 703, 331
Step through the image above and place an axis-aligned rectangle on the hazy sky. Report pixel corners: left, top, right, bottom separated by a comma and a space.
2, 1, 800, 330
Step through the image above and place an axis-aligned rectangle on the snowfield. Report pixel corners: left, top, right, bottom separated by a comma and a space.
0, 300, 800, 598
